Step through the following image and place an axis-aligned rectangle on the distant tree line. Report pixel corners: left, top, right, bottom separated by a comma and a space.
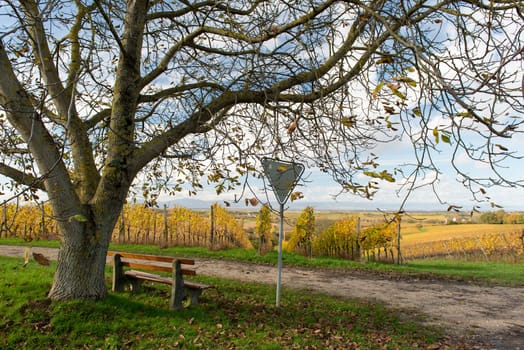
480, 210, 524, 224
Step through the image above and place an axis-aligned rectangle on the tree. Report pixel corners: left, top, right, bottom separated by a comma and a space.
480, 211, 503, 224
0, 1, 522, 300
255, 204, 273, 255
287, 206, 315, 257
313, 216, 359, 259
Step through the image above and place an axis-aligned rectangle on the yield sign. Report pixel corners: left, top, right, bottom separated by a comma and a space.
262, 158, 305, 205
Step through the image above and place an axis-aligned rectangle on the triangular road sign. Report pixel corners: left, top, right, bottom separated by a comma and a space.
262, 158, 305, 205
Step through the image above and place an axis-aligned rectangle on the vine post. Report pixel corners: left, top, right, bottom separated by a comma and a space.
210, 204, 215, 248
163, 204, 168, 247
396, 219, 402, 265
1, 202, 7, 238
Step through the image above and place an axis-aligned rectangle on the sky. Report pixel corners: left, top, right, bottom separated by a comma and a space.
3, 133, 523, 213
174, 167, 524, 213
160, 108, 524, 212
165, 132, 524, 212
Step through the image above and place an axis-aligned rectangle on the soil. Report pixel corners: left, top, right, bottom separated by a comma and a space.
1, 245, 523, 349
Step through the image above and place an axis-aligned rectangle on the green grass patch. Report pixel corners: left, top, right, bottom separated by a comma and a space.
402, 259, 524, 286
0, 255, 460, 349
1, 237, 62, 248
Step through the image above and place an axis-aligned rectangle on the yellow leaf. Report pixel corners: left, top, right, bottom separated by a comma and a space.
393, 76, 417, 87
23, 248, 30, 267
372, 81, 385, 100
290, 192, 304, 202
69, 214, 88, 222
375, 56, 393, 65
391, 88, 406, 100
457, 112, 473, 118
341, 116, 356, 127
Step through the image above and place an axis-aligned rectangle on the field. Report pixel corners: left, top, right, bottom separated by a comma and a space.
238, 209, 524, 262
1, 203, 523, 262
401, 223, 524, 241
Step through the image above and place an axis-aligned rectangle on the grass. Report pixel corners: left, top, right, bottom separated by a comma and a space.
2, 237, 524, 286
0, 255, 457, 350
405, 259, 524, 285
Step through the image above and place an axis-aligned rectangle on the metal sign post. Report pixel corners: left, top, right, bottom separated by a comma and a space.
262, 158, 304, 307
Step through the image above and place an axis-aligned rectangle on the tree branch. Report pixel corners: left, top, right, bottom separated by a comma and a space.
0, 163, 46, 191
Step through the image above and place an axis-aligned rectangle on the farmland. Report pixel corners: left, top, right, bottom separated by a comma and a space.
1, 202, 523, 262
240, 209, 524, 262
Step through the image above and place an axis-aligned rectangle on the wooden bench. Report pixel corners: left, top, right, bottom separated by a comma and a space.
107, 251, 215, 310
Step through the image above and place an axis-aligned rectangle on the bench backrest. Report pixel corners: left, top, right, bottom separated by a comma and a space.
108, 251, 196, 276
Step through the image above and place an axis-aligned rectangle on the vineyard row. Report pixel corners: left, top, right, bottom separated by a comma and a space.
1, 202, 523, 262
0, 203, 252, 250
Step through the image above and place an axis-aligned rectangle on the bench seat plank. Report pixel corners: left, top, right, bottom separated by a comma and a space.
125, 270, 172, 285
108, 251, 194, 265
121, 261, 196, 275
125, 271, 215, 291
184, 281, 216, 290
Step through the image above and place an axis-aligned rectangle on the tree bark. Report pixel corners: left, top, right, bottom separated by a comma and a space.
46, 196, 124, 300
48, 235, 108, 300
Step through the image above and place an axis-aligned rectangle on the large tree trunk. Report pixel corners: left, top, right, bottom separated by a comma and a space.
47, 206, 119, 301
48, 237, 108, 300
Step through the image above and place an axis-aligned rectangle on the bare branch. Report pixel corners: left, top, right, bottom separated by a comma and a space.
0, 162, 45, 191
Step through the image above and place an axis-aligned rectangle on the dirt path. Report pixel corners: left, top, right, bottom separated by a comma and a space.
1, 245, 523, 349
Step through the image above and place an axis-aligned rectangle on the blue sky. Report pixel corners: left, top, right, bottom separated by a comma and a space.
167, 127, 524, 212
163, 161, 524, 213
178, 166, 524, 212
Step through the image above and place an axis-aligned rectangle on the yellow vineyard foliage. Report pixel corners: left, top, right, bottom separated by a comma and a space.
402, 230, 524, 260
0, 203, 252, 250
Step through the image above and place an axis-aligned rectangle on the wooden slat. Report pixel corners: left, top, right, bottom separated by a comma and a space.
121, 261, 196, 276
125, 270, 172, 285
125, 271, 214, 290
184, 281, 216, 290
108, 251, 195, 265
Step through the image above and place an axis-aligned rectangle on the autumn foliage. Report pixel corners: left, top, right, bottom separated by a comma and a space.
286, 206, 315, 257
115, 204, 252, 249
255, 204, 274, 255
0, 203, 57, 240
1, 203, 252, 250
312, 216, 360, 260
402, 230, 524, 261
2, 201, 523, 262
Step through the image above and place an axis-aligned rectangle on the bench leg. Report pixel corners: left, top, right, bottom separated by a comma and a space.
129, 279, 143, 293
170, 259, 186, 310
112, 254, 126, 292
186, 288, 203, 305
112, 254, 142, 293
